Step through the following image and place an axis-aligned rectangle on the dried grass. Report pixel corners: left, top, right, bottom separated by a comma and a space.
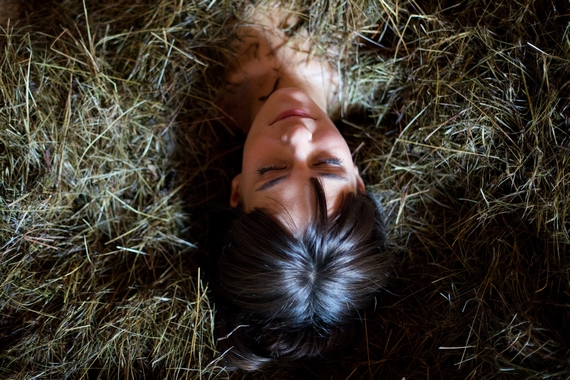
1, 0, 569, 378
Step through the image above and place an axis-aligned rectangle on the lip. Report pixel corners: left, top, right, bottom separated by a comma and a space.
270, 109, 312, 125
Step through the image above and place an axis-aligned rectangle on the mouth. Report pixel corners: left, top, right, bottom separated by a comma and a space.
270, 109, 312, 125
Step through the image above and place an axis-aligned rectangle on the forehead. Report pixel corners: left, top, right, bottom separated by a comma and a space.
248, 178, 353, 233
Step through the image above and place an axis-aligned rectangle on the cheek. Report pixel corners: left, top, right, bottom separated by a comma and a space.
242, 142, 271, 174
319, 136, 352, 159
243, 135, 281, 160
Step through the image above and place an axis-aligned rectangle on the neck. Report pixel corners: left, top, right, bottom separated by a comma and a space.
222, 11, 338, 133
245, 63, 335, 127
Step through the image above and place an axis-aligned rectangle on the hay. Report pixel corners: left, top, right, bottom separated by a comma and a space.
1, 0, 569, 378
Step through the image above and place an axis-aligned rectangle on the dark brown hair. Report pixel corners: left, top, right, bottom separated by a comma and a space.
213, 178, 390, 371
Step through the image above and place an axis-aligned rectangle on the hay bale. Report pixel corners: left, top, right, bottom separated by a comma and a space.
0, 0, 568, 378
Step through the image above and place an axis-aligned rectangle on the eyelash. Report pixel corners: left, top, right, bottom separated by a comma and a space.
256, 158, 343, 175
315, 158, 343, 166
256, 165, 285, 175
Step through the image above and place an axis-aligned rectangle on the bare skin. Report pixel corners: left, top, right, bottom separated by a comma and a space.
222, 6, 363, 234
222, 8, 339, 132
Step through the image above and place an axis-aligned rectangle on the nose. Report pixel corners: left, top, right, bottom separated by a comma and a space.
279, 124, 314, 168
280, 124, 313, 144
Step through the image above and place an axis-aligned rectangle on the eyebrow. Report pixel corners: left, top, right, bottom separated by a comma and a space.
255, 173, 349, 192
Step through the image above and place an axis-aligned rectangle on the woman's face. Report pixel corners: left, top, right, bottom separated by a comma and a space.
230, 88, 365, 233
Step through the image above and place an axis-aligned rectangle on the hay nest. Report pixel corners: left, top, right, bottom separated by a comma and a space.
1, 0, 569, 378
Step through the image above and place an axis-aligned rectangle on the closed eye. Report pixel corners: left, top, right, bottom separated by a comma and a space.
256, 165, 287, 175
315, 157, 343, 166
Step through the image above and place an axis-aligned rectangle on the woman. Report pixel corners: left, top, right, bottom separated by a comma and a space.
214, 5, 390, 371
